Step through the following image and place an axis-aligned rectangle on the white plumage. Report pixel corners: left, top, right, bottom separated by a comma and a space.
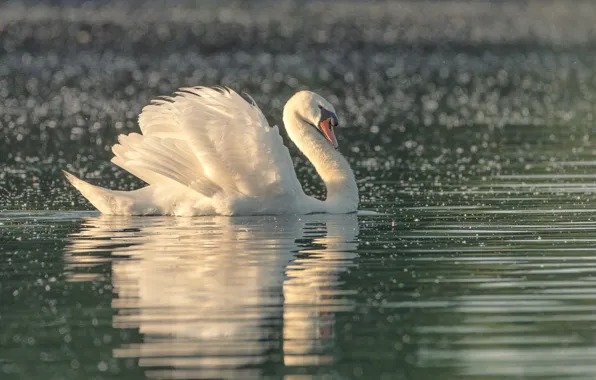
64, 87, 358, 216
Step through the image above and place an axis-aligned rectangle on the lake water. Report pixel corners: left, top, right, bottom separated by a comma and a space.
4, 1, 596, 379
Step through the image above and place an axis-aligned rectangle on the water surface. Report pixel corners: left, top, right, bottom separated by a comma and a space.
4, 1, 596, 379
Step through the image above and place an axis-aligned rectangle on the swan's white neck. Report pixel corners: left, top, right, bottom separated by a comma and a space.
283, 107, 359, 214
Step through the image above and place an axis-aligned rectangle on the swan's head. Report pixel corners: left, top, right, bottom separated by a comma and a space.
284, 91, 339, 148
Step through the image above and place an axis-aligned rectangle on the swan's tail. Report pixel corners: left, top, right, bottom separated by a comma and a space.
63, 171, 129, 214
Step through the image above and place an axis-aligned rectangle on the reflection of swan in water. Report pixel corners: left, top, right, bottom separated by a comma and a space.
65, 214, 358, 379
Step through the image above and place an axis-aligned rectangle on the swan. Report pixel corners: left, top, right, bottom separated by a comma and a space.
64, 87, 358, 216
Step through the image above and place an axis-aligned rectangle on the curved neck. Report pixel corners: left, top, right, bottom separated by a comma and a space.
283, 109, 359, 213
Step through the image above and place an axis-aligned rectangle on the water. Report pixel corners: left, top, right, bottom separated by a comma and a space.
4, 1, 596, 379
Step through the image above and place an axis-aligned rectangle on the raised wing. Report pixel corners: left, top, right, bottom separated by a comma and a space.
112, 87, 302, 198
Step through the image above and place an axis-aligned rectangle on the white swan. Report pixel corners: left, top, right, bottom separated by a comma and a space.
64, 87, 358, 216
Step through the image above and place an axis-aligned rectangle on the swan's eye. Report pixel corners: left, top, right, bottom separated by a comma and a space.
328, 113, 339, 129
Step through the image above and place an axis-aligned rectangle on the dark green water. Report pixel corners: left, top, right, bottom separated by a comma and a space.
4, 1, 596, 379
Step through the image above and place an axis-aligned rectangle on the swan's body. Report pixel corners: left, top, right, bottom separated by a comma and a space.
64, 87, 358, 216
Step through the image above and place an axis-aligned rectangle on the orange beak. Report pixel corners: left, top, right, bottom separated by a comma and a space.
319, 118, 338, 148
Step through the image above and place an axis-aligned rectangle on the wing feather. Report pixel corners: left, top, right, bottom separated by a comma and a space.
114, 86, 301, 199
112, 133, 221, 197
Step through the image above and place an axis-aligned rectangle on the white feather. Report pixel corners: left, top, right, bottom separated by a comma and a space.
65, 87, 358, 216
